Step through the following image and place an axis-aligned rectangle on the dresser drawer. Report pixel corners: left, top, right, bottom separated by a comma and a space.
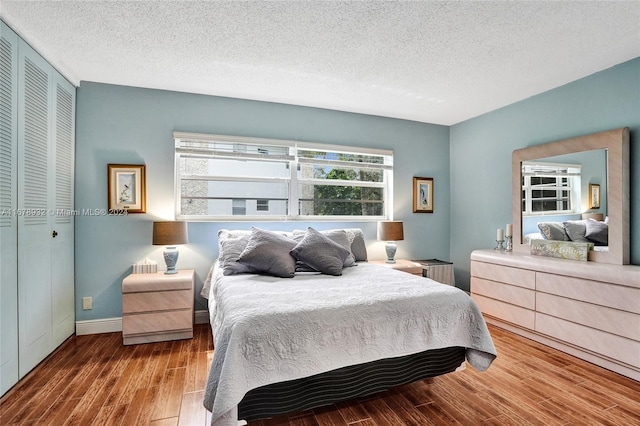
536, 272, 640, 314
123, 289, 192, 314
471, 261, 535, 289
535, 313, 640, 368
123, 309, 192, 336
536, 293, 639, 340
471, 277, 535, 309
472, 294, 535, 329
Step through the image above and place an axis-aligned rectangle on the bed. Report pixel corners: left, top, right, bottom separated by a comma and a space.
527, 218, 609, 248
202, 227, 497, 426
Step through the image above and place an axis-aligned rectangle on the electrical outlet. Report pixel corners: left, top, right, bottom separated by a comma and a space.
82, 297, 93, 310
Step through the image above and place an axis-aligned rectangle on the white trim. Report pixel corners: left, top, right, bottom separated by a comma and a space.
296, 140, 392, 156
174, 131, 297, 147
75, 317, 122, 335
75, 310, 210, 335
173, 131, 393, 156
195, 309, 210, 324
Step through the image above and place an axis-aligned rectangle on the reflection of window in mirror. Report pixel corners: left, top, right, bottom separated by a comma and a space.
519, 149, 608, 241
521, 162, 581, 216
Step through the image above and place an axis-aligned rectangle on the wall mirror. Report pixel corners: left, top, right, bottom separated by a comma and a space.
512, 128, 629, 264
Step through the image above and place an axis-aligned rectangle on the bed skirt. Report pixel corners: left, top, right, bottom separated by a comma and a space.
238, 346, 466, 421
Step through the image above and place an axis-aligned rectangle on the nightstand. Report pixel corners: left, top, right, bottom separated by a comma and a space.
413, 259, 455, 286
121, 269, 195, 345
368, 259, 423, 276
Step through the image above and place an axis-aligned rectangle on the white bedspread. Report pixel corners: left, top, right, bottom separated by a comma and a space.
204, 262, 497, 426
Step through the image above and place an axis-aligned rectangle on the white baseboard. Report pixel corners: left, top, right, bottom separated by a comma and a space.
76, 317, 122, 335
195, 309, 210, 324
75, 309, 210, 335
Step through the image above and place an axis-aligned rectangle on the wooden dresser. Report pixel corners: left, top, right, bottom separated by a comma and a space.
470, 249, 640, 380
122, 270, 195, 345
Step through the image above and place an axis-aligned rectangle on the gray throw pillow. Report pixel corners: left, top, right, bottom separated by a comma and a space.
292, 230, 355, 272
563, 220, 590, 243
344, 228, 368, 261
537, 222, 569, 241
234, 227, 297, 278
585, 219, 608, 246
318, 230, 355, 267
217, 230, 252, 275
291, 227, 351, 276
218, 235, 250, 272
293, 228, 365, 264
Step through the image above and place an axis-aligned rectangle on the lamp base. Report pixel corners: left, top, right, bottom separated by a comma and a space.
163, 246, 180, 274
385, 241, 397, 263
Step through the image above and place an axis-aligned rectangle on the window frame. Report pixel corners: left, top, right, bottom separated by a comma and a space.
174, 132, 393, 221
521, 161, 581, 216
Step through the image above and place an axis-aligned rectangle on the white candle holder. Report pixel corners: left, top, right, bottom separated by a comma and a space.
494, 239, 505, 251
505, 236, 513, 252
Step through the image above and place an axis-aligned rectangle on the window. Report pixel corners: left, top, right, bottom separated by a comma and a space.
521, 162, 581, 215
174, 132, 393, 220
232, 199, 246, 216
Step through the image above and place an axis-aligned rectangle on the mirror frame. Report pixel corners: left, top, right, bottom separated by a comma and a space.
512, 127, 629, 265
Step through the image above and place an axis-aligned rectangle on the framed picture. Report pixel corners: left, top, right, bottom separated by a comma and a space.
107, 164, 146, 213
589, 183, 600, 209
413, 177, 434, 213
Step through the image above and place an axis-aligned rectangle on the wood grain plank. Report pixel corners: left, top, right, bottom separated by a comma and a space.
177, 390, 207, 426
312, 404, 346, 426
38, 396, 81, 426
345, 420, 376, 426
332, 399, 370, 424
414, 401, 463, 425
378, 392, 438, 426
150, 418, 179, 426
93, 403, 127, 426
358, 397, 405, 425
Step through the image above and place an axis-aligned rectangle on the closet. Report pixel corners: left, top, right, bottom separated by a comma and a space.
1, 20, 75, 396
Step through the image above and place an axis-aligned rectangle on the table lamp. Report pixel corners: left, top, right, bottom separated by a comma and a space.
377, 221, 404, 264
582, 212, 605, 222
153, 221, 188, 274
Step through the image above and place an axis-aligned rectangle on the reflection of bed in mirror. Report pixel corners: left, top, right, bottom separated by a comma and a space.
512, 127, 629, 264
523, 215, 610, 252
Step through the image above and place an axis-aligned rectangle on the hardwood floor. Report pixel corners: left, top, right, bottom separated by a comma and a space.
1, 323, 638, 425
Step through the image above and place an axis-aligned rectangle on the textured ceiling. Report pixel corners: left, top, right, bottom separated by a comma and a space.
1, 1, 639, 125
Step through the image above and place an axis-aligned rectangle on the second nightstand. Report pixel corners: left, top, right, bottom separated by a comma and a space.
413, 259, 455, 286
122, 269, 195, 345
368, 259, 423, 276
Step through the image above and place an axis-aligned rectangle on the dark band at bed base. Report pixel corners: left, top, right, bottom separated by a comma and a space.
238, 346, 466, 421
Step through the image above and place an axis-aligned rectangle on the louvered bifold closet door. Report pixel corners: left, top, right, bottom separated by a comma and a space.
0, 21, 19, 395
17, 39, 53, 378
51, 75, 75, 348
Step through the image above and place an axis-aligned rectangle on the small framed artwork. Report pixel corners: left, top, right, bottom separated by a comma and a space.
107, 164, 146, 213
589, 183, 600, 209
413, 177, 434, 213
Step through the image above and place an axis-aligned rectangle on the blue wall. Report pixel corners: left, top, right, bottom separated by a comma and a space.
75, 83, 450, 320
76, 57, 639, 320
450, 58, 640, 291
